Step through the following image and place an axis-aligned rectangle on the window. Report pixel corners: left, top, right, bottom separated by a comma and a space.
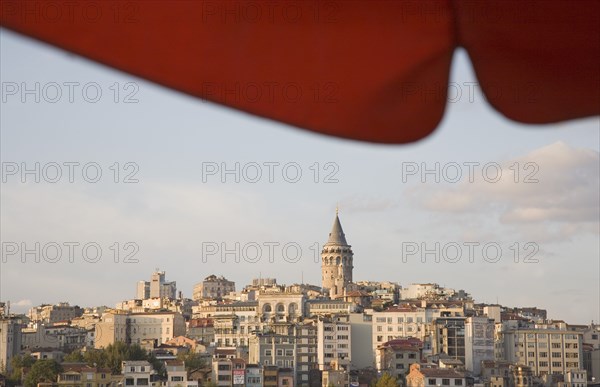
277, 349, 283, 356
428, 379, 437, 385
409, 353, 416, 359
442, 379, 450, 385
396, 353, 404, 359
455, 380, 462, 386
396, 364, 404, 369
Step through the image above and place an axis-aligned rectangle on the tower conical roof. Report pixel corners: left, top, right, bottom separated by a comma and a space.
326, 212, 348, 246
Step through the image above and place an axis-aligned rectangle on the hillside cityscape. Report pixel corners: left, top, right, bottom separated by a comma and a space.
1, 213, 598, 387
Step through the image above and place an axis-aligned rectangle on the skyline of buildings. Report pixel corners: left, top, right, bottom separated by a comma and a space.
2, 212, 599, 386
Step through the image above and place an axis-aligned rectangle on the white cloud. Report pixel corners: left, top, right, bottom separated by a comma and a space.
407, 142, 599, 241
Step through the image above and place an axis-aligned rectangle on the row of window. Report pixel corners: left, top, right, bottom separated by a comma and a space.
265, 349, 294, 356
427, 378, 462, 385
376, 325, 417, 333
376, 317, 430, 323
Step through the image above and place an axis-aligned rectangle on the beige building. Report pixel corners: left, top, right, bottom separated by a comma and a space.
95, 311, 185, 349
193, 275, 235, 301
405, 363, 466, 387
376, 337, 422, 377
28, 303, 83, 323
56, 363, 118, 387
305, 300, 355, 316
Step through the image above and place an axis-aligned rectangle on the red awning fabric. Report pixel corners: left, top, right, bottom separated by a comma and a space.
1, 0, 598, 143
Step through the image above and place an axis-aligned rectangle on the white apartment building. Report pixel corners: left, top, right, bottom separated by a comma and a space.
496, 324, 584, 377
317, 316, 352, 370
122, 361, 155, 387
465, 316, 495, 375
372, 303, 464, 360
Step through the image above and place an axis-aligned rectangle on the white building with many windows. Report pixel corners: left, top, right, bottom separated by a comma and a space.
496, 322, 584, 377
316, 315, 351, 370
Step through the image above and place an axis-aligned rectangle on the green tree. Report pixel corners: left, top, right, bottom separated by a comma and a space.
7, 355, 36, 386
63, 350, 85, 363
372, 372, 400, 387
147, 352, 165, 378
176, 351, 205, 373
24, 359, 62, 387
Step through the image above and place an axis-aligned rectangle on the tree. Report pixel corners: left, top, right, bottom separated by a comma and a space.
63, 350, 85, 363
7, 355, 36, 387
372, 372, 400, 387
24, 359, 62, 387
176, 351, 205, 373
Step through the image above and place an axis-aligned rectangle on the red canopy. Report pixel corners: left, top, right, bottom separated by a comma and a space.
2, 0, 598, 143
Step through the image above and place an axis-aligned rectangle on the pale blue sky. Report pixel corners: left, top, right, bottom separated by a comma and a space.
1, 28, 598, 323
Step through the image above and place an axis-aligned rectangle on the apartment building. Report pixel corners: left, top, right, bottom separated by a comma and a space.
376, 337, 423, 377
95, 311, 185, 348
464, 316, 495, 375
0, 318, 22, 372
56, 363, 117, 387
122, 361, 157, 387
317, 315, 352, 370
28, 303, 84, 324
405, 363, 466, 387
193, 275, 235, 301
432, 317, 466, 367
372, 303, 464, 359
496, 322, 584, 377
